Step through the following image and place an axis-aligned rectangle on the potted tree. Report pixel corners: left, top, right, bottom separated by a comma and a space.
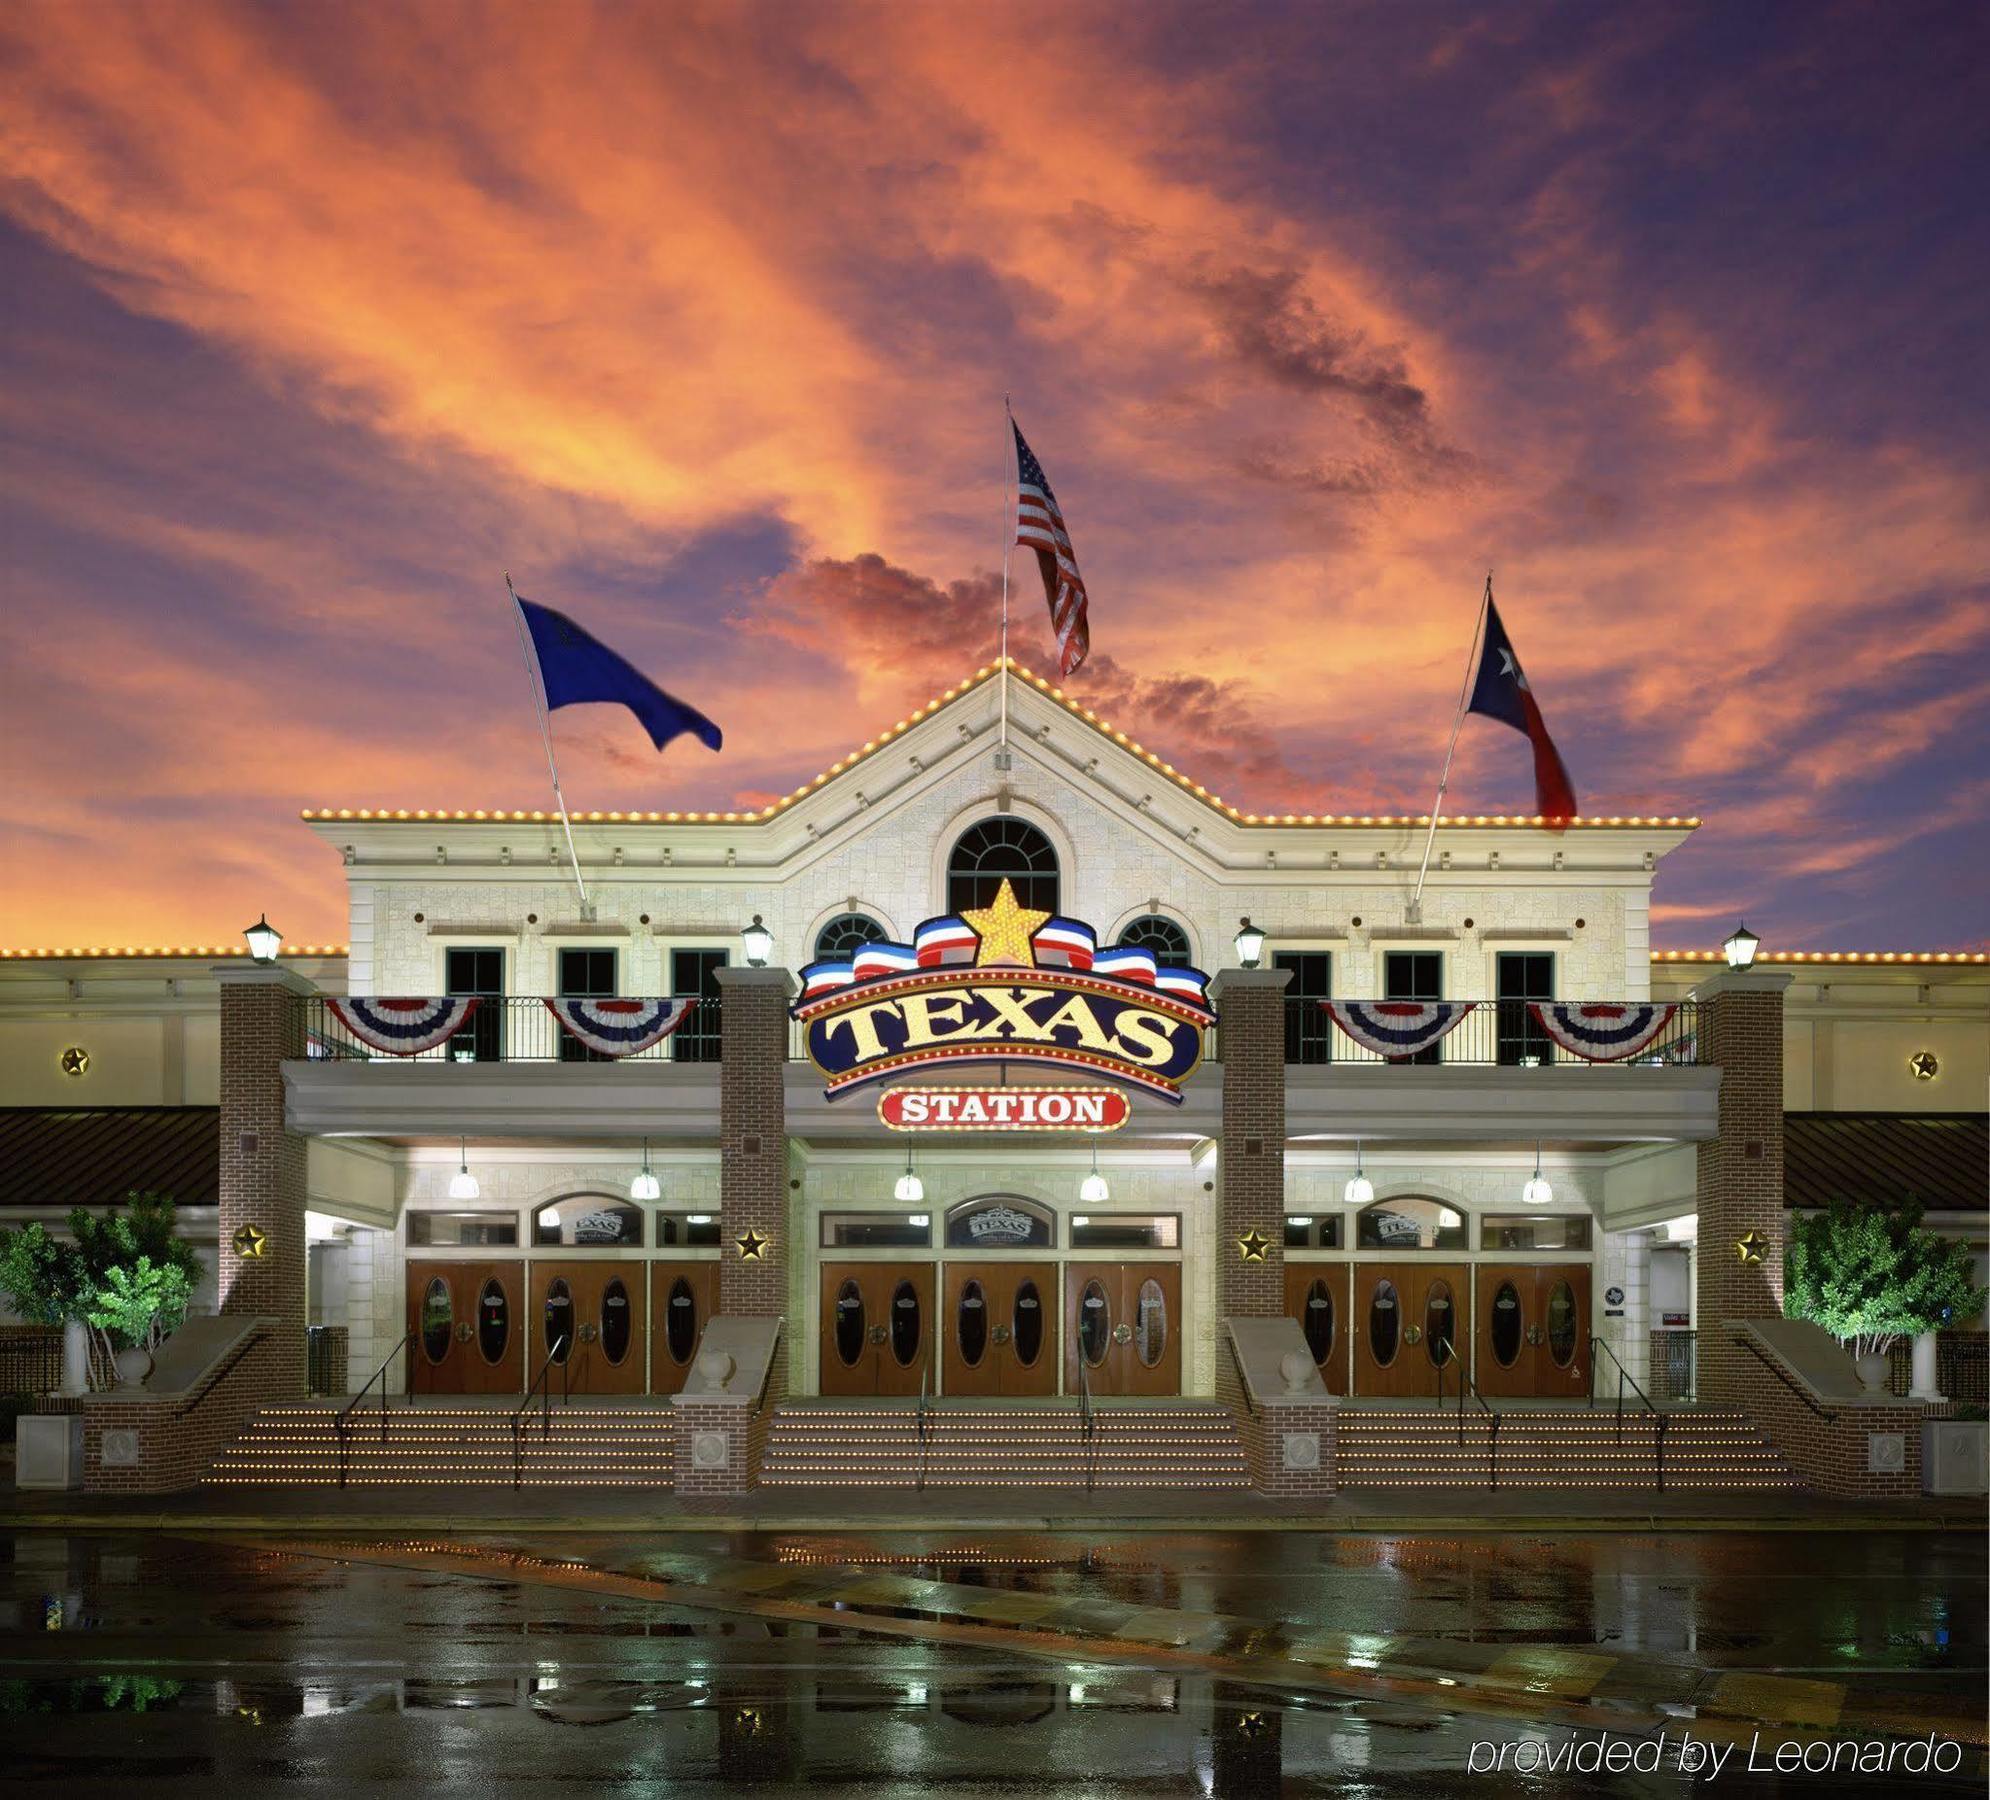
83, 1257, 194, 1389
69, 1194, 204, 1388
0, 1223, 91, 1395
1783, 1198, 1985, 1391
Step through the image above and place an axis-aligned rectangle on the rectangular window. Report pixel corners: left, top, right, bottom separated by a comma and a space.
1274, 951, 1332, 1065
819, 1211, 932, 1249
1496, 952, 1555, 1066
1383, 950, 1444, 1064
655, 1213, 722, 1248
558, 947, 619, 1063
407, 1210, 519, 1247
1480, 1213, 1592, 1250
671, 947, 727, 1063
445, 946, 505, 1062
1068, 1214, 1179, 1250
1282, 1214, 1344, 1249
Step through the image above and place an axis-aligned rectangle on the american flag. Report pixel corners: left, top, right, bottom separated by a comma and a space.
1012, 420, 1090, 675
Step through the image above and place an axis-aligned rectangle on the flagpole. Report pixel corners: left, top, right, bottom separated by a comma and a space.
506, 573, 590, 912
1408, 571, 1492, 923
997, 394, 1015, 763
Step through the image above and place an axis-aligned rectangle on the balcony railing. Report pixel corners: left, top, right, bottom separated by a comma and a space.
1281, 997, 1700, 1067
299, 995, 722, 1064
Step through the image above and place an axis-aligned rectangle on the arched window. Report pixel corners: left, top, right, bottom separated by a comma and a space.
947, 818, 1059, 915
1355, 1196, 1467, 1252
1116, 914, 1192, 968
813, 912, 888, 962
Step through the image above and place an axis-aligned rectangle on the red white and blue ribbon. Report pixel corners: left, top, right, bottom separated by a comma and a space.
1324, 1000, 1475, 1058
326, 996, 478, 1056
1530, 1001, 1677, 1062
544, 997, 697, 1057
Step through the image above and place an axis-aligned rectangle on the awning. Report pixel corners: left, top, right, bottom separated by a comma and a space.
1783, 1112, 1987, 1213
0, 1107, 219, 1208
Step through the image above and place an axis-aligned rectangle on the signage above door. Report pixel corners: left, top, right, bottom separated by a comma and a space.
794, 882, 1214, 1104
879, 1086, 1131, 1132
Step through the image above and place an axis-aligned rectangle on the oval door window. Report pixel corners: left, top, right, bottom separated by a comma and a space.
1425, 1281, 1456, 1368
1547, 1278, 1578, 1368
420, 1277, 452, 1364
600, 1278, 632, 1365
1012, 1280, 1043, 1367
1135, 1278, 1168, 1369
833, 1279, 865, 1367
543, 1279, 573, 1363
665, 1277, 698, 1365
890, 1279, 922, 1367
1302, 1279, 1334, 1366
477, 1277, 509, 1365
956, 1280, 988, 1367
1368, 1278, 1400, 1367
1079, 1279, 1110, 1367
1491, 1281, 1523, 1367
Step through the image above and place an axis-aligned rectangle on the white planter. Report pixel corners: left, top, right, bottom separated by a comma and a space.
16, 1415, 85, 1490
60, 1319, 92, 1396
113, 1346, 154, 1390
1853, 1351, 1891, 1393
1923, 1421, 1988, 1496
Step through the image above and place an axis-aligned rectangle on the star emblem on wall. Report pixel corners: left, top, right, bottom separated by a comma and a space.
1734, 1230, 1769, 1265
961, 878, 1052, 967
735, 1229, 770, 1262
1236, 1228, 1271, 1263
1909, 1050, 1939, 1081
231, 1223, 268, 1259
1236, 1710, 1270, 1738
59, 1046, 89, 1077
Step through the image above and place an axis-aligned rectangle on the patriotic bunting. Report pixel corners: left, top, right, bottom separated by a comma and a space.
1324, 1000, 1475, 1059
1530, 1001, 1678, 1063
544, 996, 697, 1057
325, 996, 479, 1056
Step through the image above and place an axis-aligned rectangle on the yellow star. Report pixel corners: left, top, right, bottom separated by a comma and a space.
1734, 1229, 1769, 1265
1236, 1229, 1271, 1263
231, 1223, 268, 1260
735, 1229, 770, 1262
961, 878, 1052, 967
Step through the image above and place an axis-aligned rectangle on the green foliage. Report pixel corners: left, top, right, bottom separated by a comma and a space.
68, 1192, 203, 1295
1783, 1197, 1987, 1358
83, 1257, 193, 1353
0, 1223, 86, 1325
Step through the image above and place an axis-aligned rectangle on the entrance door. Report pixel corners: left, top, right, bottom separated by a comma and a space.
406, 1261, 523, 1395
1475, 1266, 1591, 1397
1283, 1264, 1347, 1395
1352, 1263, 1467, 1398
650, 1261, 720, 1396
1064, 1262, 1181, 1397
944, 1262, 1058, 1397
819, 1262, 935, 1397
532, 1260, 646, 1396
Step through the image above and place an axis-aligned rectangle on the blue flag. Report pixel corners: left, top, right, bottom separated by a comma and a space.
517, 596, 722, 754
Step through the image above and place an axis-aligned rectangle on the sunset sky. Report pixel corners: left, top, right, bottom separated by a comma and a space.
3, 2, 1985, 951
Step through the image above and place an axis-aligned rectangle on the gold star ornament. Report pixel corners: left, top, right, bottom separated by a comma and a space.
735, 1229, 770, 1262
1236, 1228, 1271, 1262
232, 1223, 269, 1259
1734, 1230, 1769, 1265
60, 1046, 89, 1078
961, 878, 1052, 967
1909, 1050, 1939, 1081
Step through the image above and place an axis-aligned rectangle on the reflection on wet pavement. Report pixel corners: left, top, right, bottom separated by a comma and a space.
1, 1530, 1982, 1792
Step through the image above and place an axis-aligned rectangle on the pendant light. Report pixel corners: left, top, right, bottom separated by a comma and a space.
1343, 1140, 1373, 1207
894, 1144, 925, 1203
630, 1137, 661, 1202
1079, 1140, 1110, 1203
1521, 1142, 1553, 1206
448, 1138, 479, 1200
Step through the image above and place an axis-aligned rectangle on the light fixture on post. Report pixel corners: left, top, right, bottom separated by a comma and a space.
1722, 920, 1760, 970
741, 914, 773, 968
448, 1139, 480, 1200
894, 1144, 925, 1204
1522, 1142, 1552, 1206
243, 914, 282, 963
1079, 1140, 1110, 1204
1343, 1141, 1373, 1207
1234, 917, 1266, 969
630, 1137, 661, 1202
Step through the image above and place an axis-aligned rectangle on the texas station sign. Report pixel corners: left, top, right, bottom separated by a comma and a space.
793, 882, 1215, 1105
878, 1086, 1132, 1132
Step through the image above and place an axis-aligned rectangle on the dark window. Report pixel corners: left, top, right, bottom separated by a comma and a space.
671, 948, 727, 1063
655, 1213, 722, 1248
946, 818, 1059, 915
408, 1211, 518, 1247
558, 947, 618, 1063
813, 913, 888, 962
1282, 1214, 1343, 1250
1481, 1213, 1592, 1251
1275, 951, 1332, 1064
1116, 915, 1192, 967
1496, 952, 1555, 1066
819, 1212, 933, 1248
1068, 1214, 1179, 1250
1383, 950, 1443, 1064
446, 947, 504, 1062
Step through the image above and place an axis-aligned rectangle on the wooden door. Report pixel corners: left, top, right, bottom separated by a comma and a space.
1283, 1263, 1347, 1396
650, 1261, 721, 1396
818, 1262, 935, 1397
533, 1260, 646, 1395
1352, 1263, 1467, 1398
1064, 1263, 1182, 1398
1475, 1266, 1535, 1397
406, 1261, 523, 1395
1533, 1265, 1591, 1397
944, 1262, 1058, 1397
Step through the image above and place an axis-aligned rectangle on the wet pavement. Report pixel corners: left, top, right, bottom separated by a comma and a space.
2, 1529, 1982, 1793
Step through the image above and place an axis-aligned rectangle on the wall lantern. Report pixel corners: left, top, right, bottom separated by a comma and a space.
448, 1138, 480, 1200
1343, 1140, 1373, 1207
741, 914, 773, 968
1234, 917, 1266, 969
630, 1137, 661, 1202
1079, 1140, 1110, 1204
1722, 921, 1760, 970
893, 1144, 925, 1204
1521, 1142, 1552, 1206
243, 914, 282, 963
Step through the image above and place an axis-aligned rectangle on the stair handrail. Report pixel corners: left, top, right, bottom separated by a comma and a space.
1076, 1351, 1097, 1493
1225, 1332, 1259, 1419
511, 1335, 571, 1488
1588, 1334, 1668, 1491
335, 1328, 417, 1490
1432, 1336, 1500, 1489
915, 1359, 930, 1492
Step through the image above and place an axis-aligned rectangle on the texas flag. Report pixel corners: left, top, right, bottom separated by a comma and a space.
1466, 595, 1579, 821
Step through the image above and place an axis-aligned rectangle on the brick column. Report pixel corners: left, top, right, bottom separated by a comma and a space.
216, 964, 312, 1396
716, 965, 793, 1316
1209, 967, 1292, 1316
1690, 970, 1791, 1407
